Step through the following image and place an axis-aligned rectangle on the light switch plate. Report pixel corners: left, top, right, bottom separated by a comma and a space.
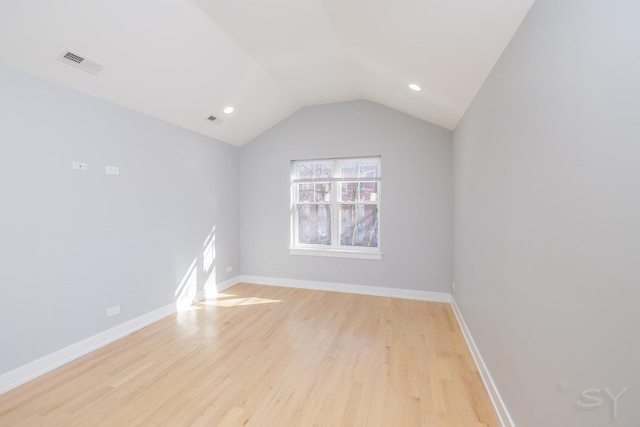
106, 166, 120, 175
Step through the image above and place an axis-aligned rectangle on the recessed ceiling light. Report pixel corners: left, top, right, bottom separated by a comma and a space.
223, 106, 234, 114
409, 83, 422, 91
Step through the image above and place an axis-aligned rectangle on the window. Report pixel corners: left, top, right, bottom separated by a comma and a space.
290, 157, 381, 260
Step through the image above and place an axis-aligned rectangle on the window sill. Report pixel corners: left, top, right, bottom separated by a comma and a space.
289, 248, 383, 260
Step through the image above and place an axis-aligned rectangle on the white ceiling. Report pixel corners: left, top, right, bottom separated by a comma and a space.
0, 0, 535, 146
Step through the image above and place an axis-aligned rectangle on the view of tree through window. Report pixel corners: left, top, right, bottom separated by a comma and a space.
291, 157, 381, 253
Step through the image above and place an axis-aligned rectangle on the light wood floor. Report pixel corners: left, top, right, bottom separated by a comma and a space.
0, 283, 499, 426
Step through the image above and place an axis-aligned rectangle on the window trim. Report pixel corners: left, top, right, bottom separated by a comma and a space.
290, 156, 382, 260
289, 248, 383, 260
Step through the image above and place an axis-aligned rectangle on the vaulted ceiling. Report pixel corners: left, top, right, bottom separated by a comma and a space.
0, 0, 534, 146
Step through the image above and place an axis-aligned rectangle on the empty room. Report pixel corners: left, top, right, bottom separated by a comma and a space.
0, 0, 638, 426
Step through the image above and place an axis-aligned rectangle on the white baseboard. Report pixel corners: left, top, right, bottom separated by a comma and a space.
239, 275, 452, 303
0, 276, 242, 395
450, 297, 515, 427
0, 303, 175, 395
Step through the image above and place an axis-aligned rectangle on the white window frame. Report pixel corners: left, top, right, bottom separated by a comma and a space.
290, 156, 382, 260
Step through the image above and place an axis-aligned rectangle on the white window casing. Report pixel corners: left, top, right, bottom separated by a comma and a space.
290, 156, 382, 260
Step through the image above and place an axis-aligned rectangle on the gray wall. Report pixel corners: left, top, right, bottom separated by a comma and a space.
0, 65, 240, 375
240, 100, 452, 292
453, 0, 640, 426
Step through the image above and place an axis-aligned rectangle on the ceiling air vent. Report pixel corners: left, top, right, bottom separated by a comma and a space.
56, 50, 105, 75
63, 52, 84, 64
206, 115, 223, 126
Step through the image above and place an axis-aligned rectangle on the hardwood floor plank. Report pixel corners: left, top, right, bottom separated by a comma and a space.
0, 283, 500, 426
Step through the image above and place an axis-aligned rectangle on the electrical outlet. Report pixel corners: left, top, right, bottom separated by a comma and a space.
452, 282, 456, 292
72, 161, 88, 171
106, 305, 120, 317
226, 266, 233, 273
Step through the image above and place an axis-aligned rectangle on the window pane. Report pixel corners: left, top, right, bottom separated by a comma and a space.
314, 183, 331, 202
294, 161, 332, 180
297, 204, 332, 245
297, 183, 314, 202
296, 183, 332, 203
339, 204, 378, 247
340, 182, 379, 202
338, 158, 380, 179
